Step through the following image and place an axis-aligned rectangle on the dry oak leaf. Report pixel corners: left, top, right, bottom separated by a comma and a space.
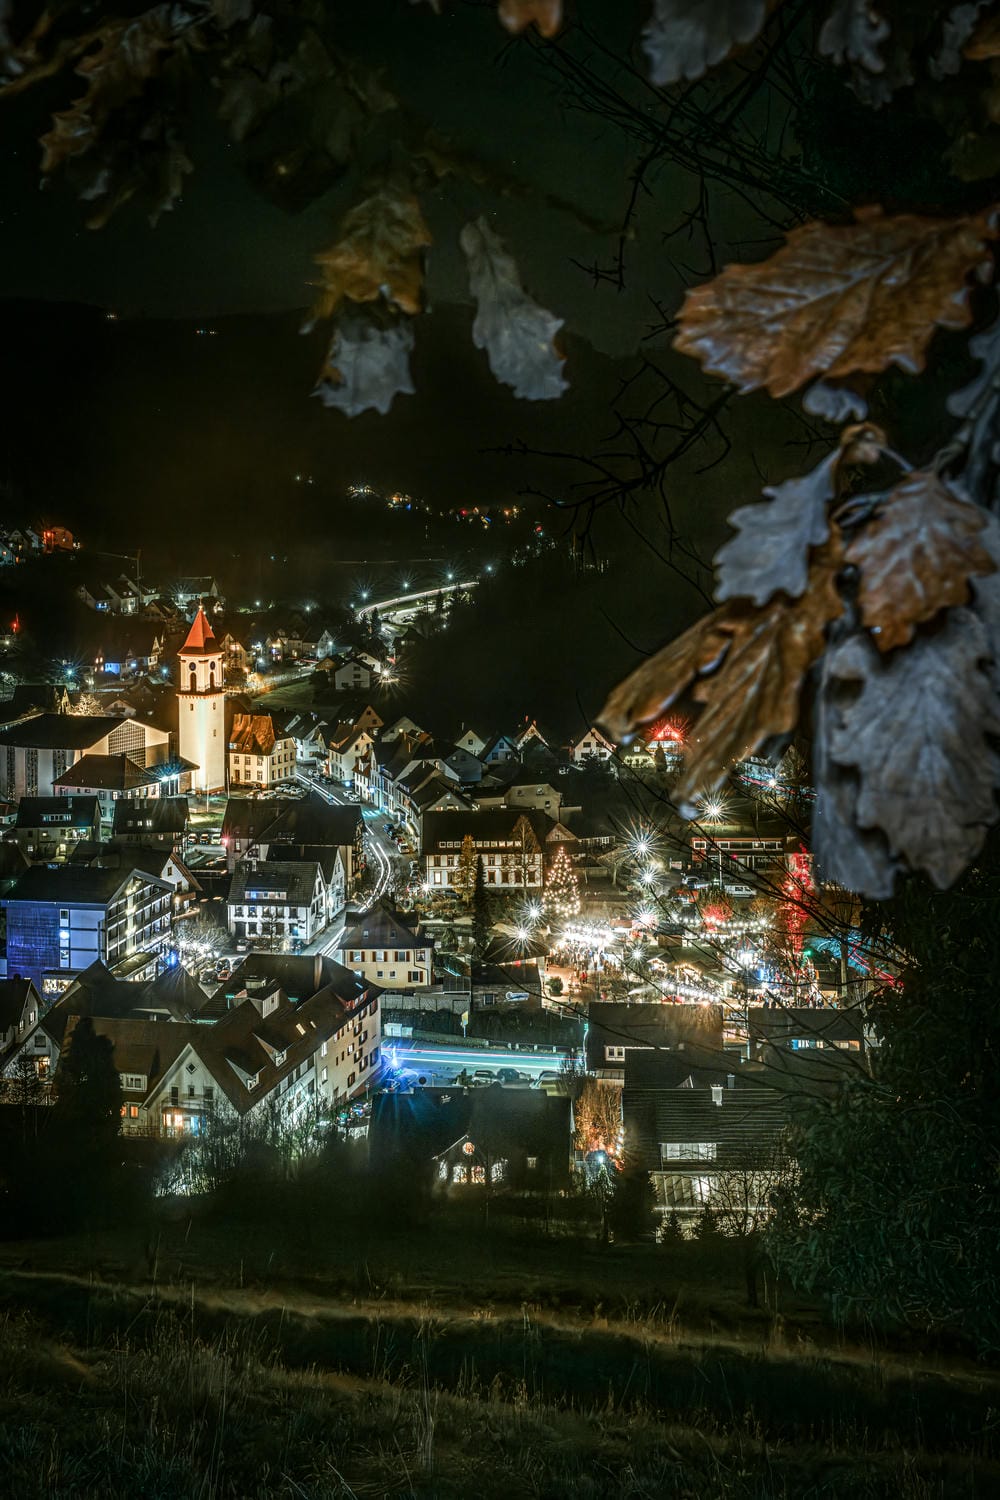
965, 11, 1000, 58
715, 427, 883, 607
845, 470, 996, 651
40, 7, 179, 172
498, 0, 563, 37
715, 450, 837, 607
600, 544, 843, 809
460, 217, 568, 400
825, 612, 1000, 888
308, 189, 431, 326
642, 1, 773, 86
674, 206, 996, 398
314, 307, 415, 418
818, 0, 889, 74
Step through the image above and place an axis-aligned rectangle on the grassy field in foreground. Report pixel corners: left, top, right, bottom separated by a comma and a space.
0, 1215, 997, 1498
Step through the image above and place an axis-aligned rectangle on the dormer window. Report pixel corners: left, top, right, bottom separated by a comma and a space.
246, 1074, 258, 1091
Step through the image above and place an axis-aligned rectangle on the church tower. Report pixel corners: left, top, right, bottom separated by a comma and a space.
178, 606, 226, 792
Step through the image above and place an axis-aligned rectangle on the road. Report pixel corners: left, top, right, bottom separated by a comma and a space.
356, 577, 479, 622
386, 1040, 573, 1086
297, 773, 405, 956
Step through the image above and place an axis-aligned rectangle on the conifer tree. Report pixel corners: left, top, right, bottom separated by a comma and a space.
453, 833, 478, 906
545, 844, 580, 921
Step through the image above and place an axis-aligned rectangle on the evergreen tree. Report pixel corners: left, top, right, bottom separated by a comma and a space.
661, 1209, 685, 1246
452, 833, 478, 906
695, 1203, 720, 1242
545, 844, 580, 921
607, 1161, 655, 1242
775, 834, 1000, 1349
7, 1055, 44, 1145
51, 1016, 125, 1228
55, 1016, 122, 1151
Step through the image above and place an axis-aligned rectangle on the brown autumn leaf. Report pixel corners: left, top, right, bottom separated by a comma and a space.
965, 12, 1000, 59
600, 610, 740, 743
308, 188, 432, 325
600, 542, 843, 808
39, 10, 179, 173
678, 541, 844, 806
674, 206, 996, 398
845, 470, 996, 651
497, 0, 563, 38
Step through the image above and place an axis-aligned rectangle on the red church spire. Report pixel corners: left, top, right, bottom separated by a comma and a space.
180, 605, 216, 655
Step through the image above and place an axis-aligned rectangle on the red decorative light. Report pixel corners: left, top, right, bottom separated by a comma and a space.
781, 848, 814, 956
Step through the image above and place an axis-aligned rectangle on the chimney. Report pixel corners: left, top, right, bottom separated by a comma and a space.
727, 1073, 736, 1090
711, 1084, 724, 1106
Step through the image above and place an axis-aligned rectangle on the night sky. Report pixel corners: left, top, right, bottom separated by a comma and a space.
0, 0, 790, 695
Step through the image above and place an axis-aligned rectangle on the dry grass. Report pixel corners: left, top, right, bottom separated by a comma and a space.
0, 1229, 998, 1499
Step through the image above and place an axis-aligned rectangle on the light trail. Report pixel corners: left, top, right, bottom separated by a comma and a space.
391, 1043, 572, 1078
355, 578, 479, 618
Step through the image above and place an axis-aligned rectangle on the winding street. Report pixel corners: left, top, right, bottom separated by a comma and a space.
297, 773, 403, 957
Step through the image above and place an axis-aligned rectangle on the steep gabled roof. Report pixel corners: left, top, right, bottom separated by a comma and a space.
141, 963, 211, 1021
340, 903, 430, 954
0, 978, 39, 1033
229, 713, 278, 756
53, 754, 158, 792
179, 606, 217, 656
62, 1014, 196, 1098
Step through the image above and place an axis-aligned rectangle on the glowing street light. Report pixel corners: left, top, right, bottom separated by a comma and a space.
700, 793, 730, 823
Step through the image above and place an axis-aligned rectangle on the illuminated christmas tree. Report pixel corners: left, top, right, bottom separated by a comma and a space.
545, 844, 580, 920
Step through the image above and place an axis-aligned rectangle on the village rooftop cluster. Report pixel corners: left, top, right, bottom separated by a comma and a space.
0, 541, 878, 1225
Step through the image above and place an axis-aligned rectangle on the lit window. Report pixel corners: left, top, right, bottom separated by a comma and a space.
661, 1142, 717, 1161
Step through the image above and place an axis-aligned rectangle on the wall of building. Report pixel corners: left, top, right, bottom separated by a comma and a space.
341, 944, 432, 989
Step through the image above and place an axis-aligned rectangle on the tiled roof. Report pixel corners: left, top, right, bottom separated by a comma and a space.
15, 796, 100, 829
585, 1001, 725, 1073
623, 1081, 793, 1173
340, 903, 428, 953
0, 714, 127, 750
0, 978, 37, 1032
53, 754, 158, 792
5, 863, 147, 906
179, 606, 217, 656
222, 793, 362, 847
421, 808, 565, 852
112, 796, 189, 836
748, 1006, 865, 1045
229, 860, 321, 907
229, 713, 278, 756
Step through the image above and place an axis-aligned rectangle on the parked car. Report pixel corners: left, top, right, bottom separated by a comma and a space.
532, 1070, 561, 1088
497, 1067, 523, 1084
471, 1069, 495, 1086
